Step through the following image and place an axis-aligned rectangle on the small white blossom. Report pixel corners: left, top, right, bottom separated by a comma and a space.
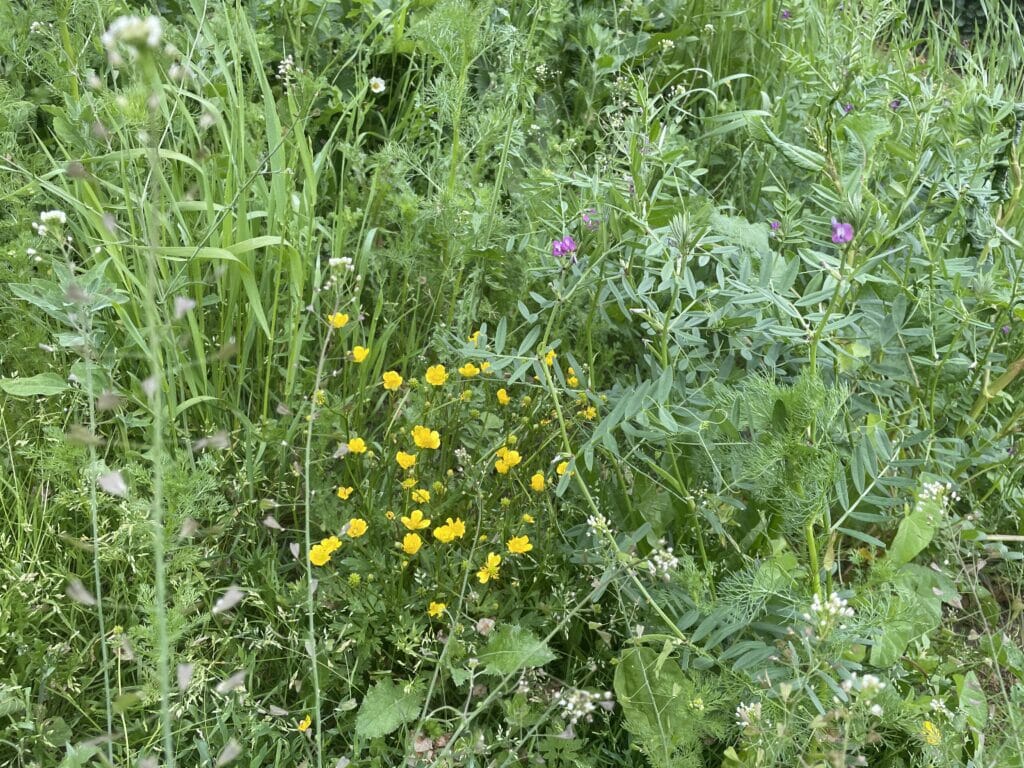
369, 77, 386, 94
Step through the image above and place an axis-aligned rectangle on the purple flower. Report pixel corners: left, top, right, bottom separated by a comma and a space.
780, 9, 791, 19
831, 218, 854, 244
889, 98, 902, 110
769, 219, 781, 231
843, 103, 854, 115
582, 209, 599, 231
552, 235, 578, 263
1002, 324, 1012, 335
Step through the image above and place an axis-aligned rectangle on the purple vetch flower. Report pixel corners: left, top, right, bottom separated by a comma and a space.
552, 235, 578, 263
769, 219, 781, 231
780, 9, 791, 19
843, 103, 854, 115
1002, 324, 1012, 335
889, 98, 902, 110
831, 218, 854, 244
582, 208, 599, 231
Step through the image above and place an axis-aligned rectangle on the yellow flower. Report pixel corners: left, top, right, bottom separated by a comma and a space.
469, 330, 480, 345
425, 365, 448, 386
351, 346, 370, 363
507, 535, 533, 554
298, 714, 312, 732
522, 513, 535, 524
346, 518, 368, 538
459, 362, 481, 378
396, 451, 417, 470
382, 370, 403, 391
402, 533, 423, 555
401, 509, 431, 530
433, 523, 456, 543
314, 389, 327, 405
411, 488, 431, 504
556, 460, 569, 476
385, 510, 395, 520
477, 552, 501, 584
347, 437, 367, 454
400, 477, 418, 489
530, 473, 545, 492
581, 406, 597, 420
497, 388, 511, 405
460, 389, 473, 402
320, 536, 342, 554
495, 459, 510, 474
412, 425, 441, 450
428, 601, 446, 618
544, 349, 556, 366
567, 375, 579, 388
481, 361, 491, 372
309, 545, 331, 566
448, 517, 466, 538
495, 447, 521, 473
922, 721, 941, 746
500, 497, 511, 507
336, 486, 354, 500
327, 313, 349, 329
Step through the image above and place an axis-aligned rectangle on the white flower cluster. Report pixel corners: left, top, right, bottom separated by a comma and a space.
803, 591, 855, 634
556, 688, 613, 725
735, 701, 762, 729
329, 256, 355, 272
646, 540, 679, 582
586, 513, 610, 536
102, 15, 163, 64
916, 481, 960, 520
277, 54, 296, 82
841, 672, 886, 715
31, 209, 68, 239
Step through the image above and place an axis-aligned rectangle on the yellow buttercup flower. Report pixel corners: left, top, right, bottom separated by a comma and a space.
327, 312, 349, 329
459, 362, 481, 377
412, 425, 441, 450
567, 375, 579, 387
385, 510, 395, 520
396, 451, 417, 470
433, 523, 456, 543
401, 509, 431, 531
507, 535, 533, 554
425, 365, 448, 386
309, 545, 331, 566
346, 518, 368, 538
402, 533, 423, 555
428, 601, 446, 618
496, 388, 511, 405
336, 486, 354, 500
477, 552, 501, 584
544, 349, 556, 366
581, 406, 597, 420
522, 513, 535, 524
530, 473, 545, 492
448, 517, 466, 538
298, 714, 312, 732
400, 477, 418, 489
495, 459, 509, 474
411, 488, 430, 504
922, 721, 941, 746
495, 447, 521, 473
320, 536, 342, 554
555, 460, 569, 476
469, 330, 480, 345
351, 346, 369, 363
347, 437, 367, 454
481, 361, 491, 372
382, 370, 403, 391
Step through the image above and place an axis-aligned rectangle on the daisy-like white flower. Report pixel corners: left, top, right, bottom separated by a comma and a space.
369, 77, 386, 94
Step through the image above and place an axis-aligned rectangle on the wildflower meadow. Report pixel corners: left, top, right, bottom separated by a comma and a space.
2, 0, 1024, 766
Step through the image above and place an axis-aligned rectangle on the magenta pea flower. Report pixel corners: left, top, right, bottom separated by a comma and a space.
831, 218, 854, 244
552, 235, 578, 263
780, 9, 791, 19
582, 209, 599, 231
769, 219, 781, 231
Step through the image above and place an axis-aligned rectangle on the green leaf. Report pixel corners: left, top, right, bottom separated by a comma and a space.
0, 373, 69, 397
957, 671, 988, 730
478, 625, 555, 676
889, 502, 939, 567
354, 678, 424, 739
613, 647, 693, 768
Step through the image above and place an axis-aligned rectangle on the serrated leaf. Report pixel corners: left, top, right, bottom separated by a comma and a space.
0, 373, 69, 397
354, 678, 424, 739
478, 625, 555, 676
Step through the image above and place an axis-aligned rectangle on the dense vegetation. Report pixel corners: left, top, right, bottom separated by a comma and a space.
2, 1, 1024, 766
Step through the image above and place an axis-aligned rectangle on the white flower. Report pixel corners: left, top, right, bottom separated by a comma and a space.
101, 15, 163, 62
369, 77, 386, 94
39, 210, 67, 225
